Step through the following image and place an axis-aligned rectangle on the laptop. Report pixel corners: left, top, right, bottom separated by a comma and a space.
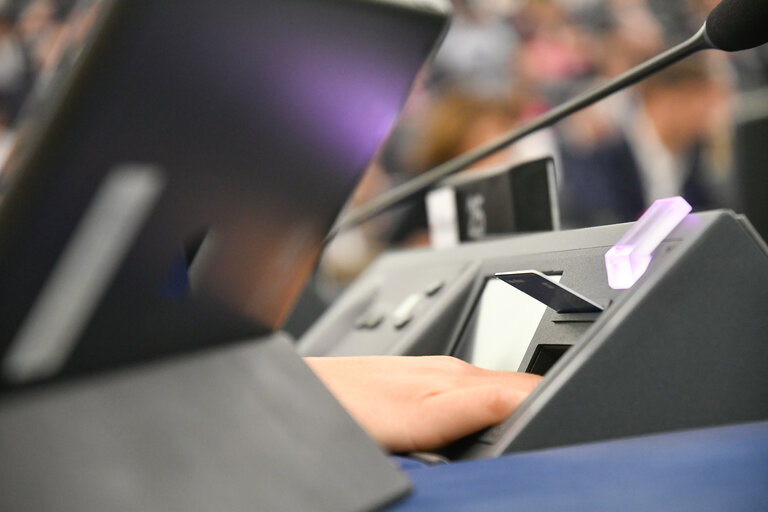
0, 0, 450, 389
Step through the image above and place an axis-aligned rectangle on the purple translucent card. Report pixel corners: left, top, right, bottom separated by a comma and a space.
605, 196, 692, 289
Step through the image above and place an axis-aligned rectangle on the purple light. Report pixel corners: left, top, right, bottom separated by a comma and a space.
605, 196, 692, 289
256, 31, 413, 179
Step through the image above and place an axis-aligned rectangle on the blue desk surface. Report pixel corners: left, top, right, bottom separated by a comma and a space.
390, 421, 768, 511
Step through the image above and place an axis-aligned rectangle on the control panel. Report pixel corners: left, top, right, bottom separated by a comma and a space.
299, 210, 768, 459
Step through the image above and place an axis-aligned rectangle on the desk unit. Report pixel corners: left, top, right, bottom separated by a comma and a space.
300, 210, 768, 458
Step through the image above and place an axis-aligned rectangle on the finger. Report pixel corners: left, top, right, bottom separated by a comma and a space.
408, 384, 530, 452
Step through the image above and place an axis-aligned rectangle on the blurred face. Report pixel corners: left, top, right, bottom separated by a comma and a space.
647, 79, 727, 151
672, 83, 716, 134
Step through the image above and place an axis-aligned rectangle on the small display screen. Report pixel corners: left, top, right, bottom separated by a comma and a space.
463, 275, 561, 372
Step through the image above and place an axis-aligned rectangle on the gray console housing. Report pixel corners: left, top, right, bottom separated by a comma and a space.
299, 210, 768, 458
0, 335, 411, 511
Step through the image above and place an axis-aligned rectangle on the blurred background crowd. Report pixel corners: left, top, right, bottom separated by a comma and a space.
321, 0, 768, 293
0, 0, 766, 309
0, 0, 97, 170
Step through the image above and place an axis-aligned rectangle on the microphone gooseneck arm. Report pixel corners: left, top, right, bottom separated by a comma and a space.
328, 25, 713, 240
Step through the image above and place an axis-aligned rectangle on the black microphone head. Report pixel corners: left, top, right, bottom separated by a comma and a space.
706, 0, 768, 52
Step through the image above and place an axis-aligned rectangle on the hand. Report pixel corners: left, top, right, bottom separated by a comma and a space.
304, 355, 541, 453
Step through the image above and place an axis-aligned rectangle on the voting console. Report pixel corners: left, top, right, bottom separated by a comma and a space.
299, 209, 768, 459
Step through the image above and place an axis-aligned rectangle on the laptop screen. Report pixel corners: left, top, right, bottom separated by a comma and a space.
0, 0, 449, 387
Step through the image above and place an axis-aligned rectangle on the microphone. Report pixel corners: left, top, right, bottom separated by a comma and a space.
328, 0, 768, 239
706, 0, 768, 52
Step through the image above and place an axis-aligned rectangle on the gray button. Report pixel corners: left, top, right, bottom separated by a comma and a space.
354, 311, 385, 330
425, 280, 445, 297
392, 293, 423, 329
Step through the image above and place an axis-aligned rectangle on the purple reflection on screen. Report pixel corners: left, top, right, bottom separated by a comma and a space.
282, 54, 403, 172
209, 29, 409, 180
267, 37, 408, 177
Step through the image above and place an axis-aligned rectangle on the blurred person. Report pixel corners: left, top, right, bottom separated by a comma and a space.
550, 0, 664, 206
0, 6, 32, 127
24, 0, 100, 99
607, 0, 664, 58
0, 1, 98, 181
415, 89, 524, 172
16, 0, 70, 72
601, 0, 665, 76
645, 0, 699, 44
429, 0, 519, 97
558, 57, 734, 227
387, 89, 529, 247
512, 0, 595, 105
